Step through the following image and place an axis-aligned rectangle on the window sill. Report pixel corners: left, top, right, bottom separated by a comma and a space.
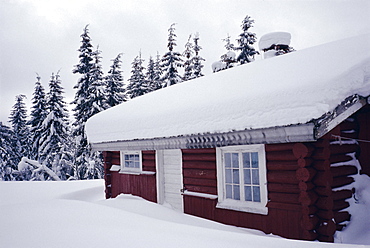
119, 170, 156, 176
216, 200, 268, 215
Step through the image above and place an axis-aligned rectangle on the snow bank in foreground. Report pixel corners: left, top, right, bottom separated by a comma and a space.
86, 34, 370, 144
0, 180, 368, 248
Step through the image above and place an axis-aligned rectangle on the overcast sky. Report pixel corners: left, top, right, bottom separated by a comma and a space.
0, 0, 369, 124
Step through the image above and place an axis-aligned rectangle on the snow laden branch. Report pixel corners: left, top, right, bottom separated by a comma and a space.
18, 157, 61, 181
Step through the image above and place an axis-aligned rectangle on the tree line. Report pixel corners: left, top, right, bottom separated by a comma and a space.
1, 15, 275, 181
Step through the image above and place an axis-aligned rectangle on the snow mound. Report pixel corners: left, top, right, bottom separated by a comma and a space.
259, 31, 291, 50
86, 34, 370, 144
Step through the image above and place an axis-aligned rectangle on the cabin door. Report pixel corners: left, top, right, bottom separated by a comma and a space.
156, 149, 184, 212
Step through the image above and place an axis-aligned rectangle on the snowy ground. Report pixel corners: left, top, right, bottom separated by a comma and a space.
0, 180, 369, 248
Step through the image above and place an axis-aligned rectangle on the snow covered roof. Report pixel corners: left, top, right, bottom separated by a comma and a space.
259, 32, 291, 50
86, 34, 370, 150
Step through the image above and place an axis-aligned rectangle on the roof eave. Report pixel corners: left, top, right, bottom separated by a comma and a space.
90, 123, 316, 151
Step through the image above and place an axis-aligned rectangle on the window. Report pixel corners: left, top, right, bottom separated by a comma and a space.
216, 144, 268, 215
120, 151, 142, 173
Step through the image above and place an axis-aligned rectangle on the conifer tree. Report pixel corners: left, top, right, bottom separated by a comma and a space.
154, 52, 163, 89
0, 122, 18, 180
105, 53, 126, 108
146, 55, 162, 92
9, 94, 31, 164
182, 35, 194, 81
127, 52, 148, 99
38, 73, 70, 174
28, 74, 47, 161
191, 32, 205, 78
235, 15, 259, 64
220, 34, 237, 69
71, 25, 101, 179
161, 23, 183, 87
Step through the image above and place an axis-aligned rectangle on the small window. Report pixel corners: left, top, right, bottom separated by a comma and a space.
216, 145, 268, 215
120, 151, 142, 173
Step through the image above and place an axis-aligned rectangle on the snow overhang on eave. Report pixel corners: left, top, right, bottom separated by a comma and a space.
313, 94, 368, 139
90, 123, 316, 151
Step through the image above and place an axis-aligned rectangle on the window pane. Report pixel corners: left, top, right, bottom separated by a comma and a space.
233, 169, 239, 184
225, 169, 232, 183
245, 186, 252, 201
251, 152, 259, 168
225, 153, 231, 168
242, 153, 251, 168
134, 161, 140, 168
226, 185, 232, 199
232, 153, 239, 168
253, 186, 261, 202
244, 169, 251, 184
252, 169, 259, 185
234, 185, 240, 200
125, 161, 129, 167
125, 154, 129, 161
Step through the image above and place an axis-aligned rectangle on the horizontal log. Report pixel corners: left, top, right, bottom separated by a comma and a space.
110, 152, 121, 159
266, 160, 298, 171
332, 176, 355, 188
317, 220, 336, 237
314, 185, 332, 197
299, 181, 315, 191
268, 183, 300, 194
266, 150, 297, 161
301, 215, 319, 230
183, 168, 216, 179
181, 148, 216, 154
266, 201, 301, 211
298, 158, 313, 168
265, 143, 295, 152
267, 171, 299, 184
301, 230, 318, 241
183, 177, 217, 187
313, 160, 330, 171
183, 160, 216, 170
317, 234, 334, 243
317, 209, 334, 220
333, 199, 350, 211
299, 190, 318, 206
316, 196, 333, 210
330, 154, 353, 164
269, 192, 299, 204
334, 211, 351, 223
293, 143, 314, 159
330, 165, 358, 178
315, 139, 330, 148
111, 157, 120, 165
182, 153, 216, 162
313, 171, 333, 187
312, 147, 330, 160
142, 153, 155, 160
296, 167, 316, 182
302, 205, 318, 216
339, 132, 358, 139
340, 119, 359, 131
332, 189, 353, 201
330, 144, 360, 155
185, 185, 217, 195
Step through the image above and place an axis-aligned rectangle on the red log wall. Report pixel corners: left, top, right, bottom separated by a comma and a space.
102, 150, 157, 203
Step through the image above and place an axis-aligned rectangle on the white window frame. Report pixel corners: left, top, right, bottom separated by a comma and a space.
120, 151, 143, 174
216, 144, 268, 215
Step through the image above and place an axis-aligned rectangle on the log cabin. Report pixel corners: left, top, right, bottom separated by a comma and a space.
85, 34, 370, 242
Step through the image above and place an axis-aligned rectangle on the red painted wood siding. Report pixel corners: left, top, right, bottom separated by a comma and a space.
103, 150, 157, 203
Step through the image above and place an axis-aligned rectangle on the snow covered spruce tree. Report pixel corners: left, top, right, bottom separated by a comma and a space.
161, 23, 183, 87
0, 122, 18, 181
235, 15, 259, 64
38, 72, 72, 179
191, 32, 205, 78
127, 52, 149, 99
9, 94, 31, 165
146, 55, 162, 92
212, 34, 236, 73
182, 35, 194, 81
28, 74, 47, 161
72, 25, 104, 180
105, 53, 126, 108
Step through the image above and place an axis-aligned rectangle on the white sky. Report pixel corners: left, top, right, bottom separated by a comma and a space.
0, 0, 369, 123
